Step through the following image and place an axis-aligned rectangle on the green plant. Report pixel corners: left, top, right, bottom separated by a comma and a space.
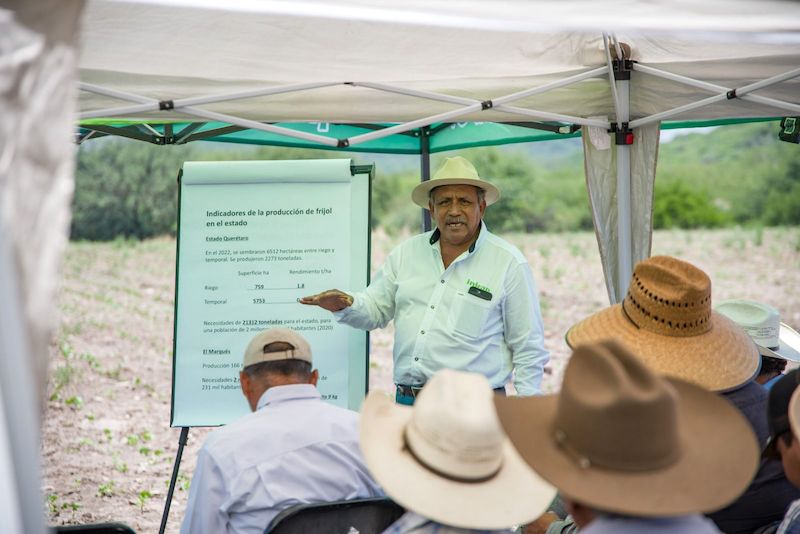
137, 490, 153, 511
126, 434, 139, 446
80, 352, 101, 370
47, 494, 58, 515
65, 396, 84, 409
52, 364, 78, 395
97, 481, 116, 497
754, 224, 765, 246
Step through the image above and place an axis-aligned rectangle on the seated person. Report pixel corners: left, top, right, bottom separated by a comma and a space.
565, 255, 800, 533
180, 327, 382, 534
763, 370, 800, 533
359, 369, 555, 533
495, 340, 759, 534
716, 299, 800, 389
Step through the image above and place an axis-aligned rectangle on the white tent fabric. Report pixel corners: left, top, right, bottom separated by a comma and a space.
77, 0, 800, 304
79, 0, 800, 124
584, 123, 659, 302
0, 2, 84, 533
77, 0, 800, 302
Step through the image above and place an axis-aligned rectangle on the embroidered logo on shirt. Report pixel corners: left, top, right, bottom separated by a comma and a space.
466, 279, 492, 294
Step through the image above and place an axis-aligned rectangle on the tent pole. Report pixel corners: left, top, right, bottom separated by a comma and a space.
420, 128, 432, 232
615, 74, 633, 303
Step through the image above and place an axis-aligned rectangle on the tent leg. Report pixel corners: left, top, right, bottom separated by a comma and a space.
615, 78, 633, 303
420, 128, 432, 232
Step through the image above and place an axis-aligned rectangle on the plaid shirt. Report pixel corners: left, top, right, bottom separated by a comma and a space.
381, 511, 516, 534
778, 499, 800, 534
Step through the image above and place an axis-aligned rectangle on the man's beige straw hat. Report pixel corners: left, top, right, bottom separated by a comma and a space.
566, 255, 758, 392
411, 156, 500, 209
495, 340, 759, 516
359, 369, 555, 530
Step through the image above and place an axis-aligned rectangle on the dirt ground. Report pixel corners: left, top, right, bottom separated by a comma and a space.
42, 227, 800, 532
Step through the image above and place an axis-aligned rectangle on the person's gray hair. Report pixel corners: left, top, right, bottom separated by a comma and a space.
428, 185, 485, 204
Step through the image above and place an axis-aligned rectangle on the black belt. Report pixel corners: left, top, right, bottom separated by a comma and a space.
396, 383, 506, 397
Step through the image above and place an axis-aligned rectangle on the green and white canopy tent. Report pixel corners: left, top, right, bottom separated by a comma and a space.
76, 0, 800, 303
2, 1, 800, 532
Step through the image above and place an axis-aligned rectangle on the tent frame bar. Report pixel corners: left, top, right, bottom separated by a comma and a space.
79, 71, 611, 148
630, 65, 800, 128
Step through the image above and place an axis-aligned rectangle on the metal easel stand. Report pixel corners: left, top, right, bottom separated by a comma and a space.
159, 427, 190, 534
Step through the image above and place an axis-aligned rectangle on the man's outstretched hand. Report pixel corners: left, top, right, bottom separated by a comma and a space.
299, 289, 354, 312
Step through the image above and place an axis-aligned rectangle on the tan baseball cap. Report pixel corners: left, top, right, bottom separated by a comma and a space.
243, 327, 312, 368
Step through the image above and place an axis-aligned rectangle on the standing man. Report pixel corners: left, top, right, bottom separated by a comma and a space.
180, 327, 382, 534
301, 156, 549, 403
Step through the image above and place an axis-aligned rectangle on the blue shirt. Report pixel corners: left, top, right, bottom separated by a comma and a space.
335, 222, 548, 395
581, 514, 721, 533
180, 384, 382, 534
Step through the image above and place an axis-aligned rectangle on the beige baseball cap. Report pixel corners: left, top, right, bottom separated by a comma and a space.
243, 327, 312, 368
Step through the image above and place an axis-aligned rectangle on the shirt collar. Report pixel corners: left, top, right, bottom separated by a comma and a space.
428, 220, 487, 255
256, 383, 320, 411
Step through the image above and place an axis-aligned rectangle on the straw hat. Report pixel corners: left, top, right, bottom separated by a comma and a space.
495, 340, 759, 517
716, 299, 800, 362
359, 369, 556, 530
566, 255, 759, 392
411, 156, 500, 209
242, 327, 312, 368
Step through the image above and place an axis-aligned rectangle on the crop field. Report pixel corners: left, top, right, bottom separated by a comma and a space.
42, 227, 800, 532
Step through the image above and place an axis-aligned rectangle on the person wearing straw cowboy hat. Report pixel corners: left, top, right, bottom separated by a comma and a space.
360, 368, 557, 533
495, 339, 759, 534
301, 156, 548, 403
565, 255, 799, 533
716, 299, 800, 390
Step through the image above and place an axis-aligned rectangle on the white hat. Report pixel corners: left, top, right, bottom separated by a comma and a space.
716, 300, 800, 362
411, 156, 500, 210
242, 327, 312, 368
359, 369, 555, 530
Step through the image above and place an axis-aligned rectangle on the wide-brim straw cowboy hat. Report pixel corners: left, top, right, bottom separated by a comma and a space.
411, 156, 500, 209
495, 340, 759, 517
717, 299, 800, 362
360, 369, 556, 530
566, 255, 759, 392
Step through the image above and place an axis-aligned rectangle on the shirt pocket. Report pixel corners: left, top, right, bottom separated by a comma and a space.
450, 291, 494, 339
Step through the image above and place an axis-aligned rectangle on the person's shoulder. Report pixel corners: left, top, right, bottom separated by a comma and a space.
202, 410, 262, 452
399, 231, 435, 248
317, 402, 361, 423
481, 231, 527, 264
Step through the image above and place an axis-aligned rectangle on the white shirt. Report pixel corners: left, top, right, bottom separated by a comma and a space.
335, 222, 548, 395
180, 384, 383, 534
